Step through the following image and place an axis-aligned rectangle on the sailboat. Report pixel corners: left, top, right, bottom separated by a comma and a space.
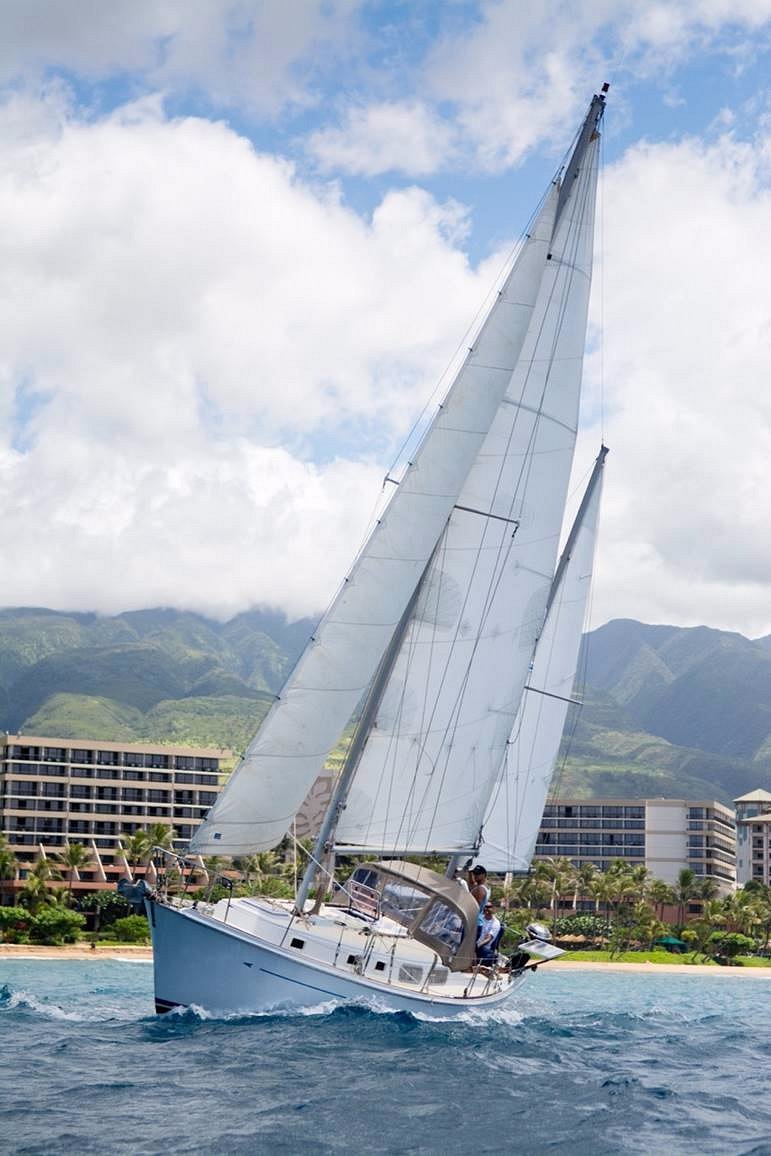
143, 89, 609, 1017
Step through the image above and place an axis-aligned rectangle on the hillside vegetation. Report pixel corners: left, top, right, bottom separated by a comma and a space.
0, 607, 311, 754
1, 609, 770, 802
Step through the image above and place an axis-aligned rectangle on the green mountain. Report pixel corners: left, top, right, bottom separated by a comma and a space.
1, 608, 769, 805
0, 606, 314, 752
563, 620, 771, 803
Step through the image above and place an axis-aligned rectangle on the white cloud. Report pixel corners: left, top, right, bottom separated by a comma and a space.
0, 0, 358, 115
584, 128, 771, 636
0, 92, 502, 618
306, 100, 458, 176
423, 0, 771, 171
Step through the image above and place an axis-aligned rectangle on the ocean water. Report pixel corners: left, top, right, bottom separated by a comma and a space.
0, 960, 769, 1156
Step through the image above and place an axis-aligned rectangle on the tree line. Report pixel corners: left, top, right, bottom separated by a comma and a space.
1, 831, 770, 962
499, 857, 771, 963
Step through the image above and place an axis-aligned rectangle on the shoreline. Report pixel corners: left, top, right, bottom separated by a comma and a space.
549, 958, 771, 977
1, 944, 770, 976
0, 944, 153, 961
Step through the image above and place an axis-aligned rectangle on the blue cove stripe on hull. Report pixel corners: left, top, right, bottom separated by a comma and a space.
258, 966, 341, 999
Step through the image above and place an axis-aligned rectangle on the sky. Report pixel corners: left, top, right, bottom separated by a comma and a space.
3, 1, 771, 637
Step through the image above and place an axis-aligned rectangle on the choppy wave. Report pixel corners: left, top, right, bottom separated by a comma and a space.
1, 960, 770, 1155
0, 984, 84, 1022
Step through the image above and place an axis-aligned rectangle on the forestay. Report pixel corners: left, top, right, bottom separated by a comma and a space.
477, 449, 605, 871
335, 134, 600, 857
189, 187, 556, 855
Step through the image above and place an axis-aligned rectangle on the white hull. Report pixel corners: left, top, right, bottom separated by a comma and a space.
147, 898, 529, 1018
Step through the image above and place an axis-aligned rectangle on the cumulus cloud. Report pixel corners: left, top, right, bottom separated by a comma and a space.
0, 91, 504, 618
584, 127, 771, 636
424, 0, 771, 171
306, 100, 459, 176
0, 0, 357, 115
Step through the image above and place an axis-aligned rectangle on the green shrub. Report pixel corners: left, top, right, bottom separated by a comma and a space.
110, 914, 150, 943
554, 914, 608, 940
0, 907, 31, 942
707, 931, 756, 963
29, 907, 86, 945
75, 891, 131, 928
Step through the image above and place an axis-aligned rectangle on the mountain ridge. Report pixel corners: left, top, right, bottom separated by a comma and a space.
1, 608, 769, 804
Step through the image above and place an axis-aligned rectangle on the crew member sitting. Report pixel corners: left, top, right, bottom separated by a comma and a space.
475, 902, 501, 964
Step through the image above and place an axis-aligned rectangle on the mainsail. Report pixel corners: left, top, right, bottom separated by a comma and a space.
335, 123, 601, 856
191, 169, 557, 856
191, 91, 606, 858
477, 447, 606, 872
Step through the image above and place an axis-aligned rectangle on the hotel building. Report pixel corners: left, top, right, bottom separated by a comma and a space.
734, 788, 771, 886
0, 733, 228, 900
534, 797, 736, 893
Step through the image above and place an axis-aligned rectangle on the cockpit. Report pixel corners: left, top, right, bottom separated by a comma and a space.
342, 860, 481, 971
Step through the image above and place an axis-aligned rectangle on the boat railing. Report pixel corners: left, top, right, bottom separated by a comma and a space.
348, 879, 381, 920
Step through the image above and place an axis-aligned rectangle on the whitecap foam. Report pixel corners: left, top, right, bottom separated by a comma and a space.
0, 987, 83, 1021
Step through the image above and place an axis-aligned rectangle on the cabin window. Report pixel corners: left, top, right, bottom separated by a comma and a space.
418, 901, 464, 952
290, 937, 305, 950
397, 964, 423, 985
351, 867, 380, 891
380, 881, 428, 925
374, 960, 386, 971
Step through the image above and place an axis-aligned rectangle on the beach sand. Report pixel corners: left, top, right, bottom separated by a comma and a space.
0, 944, 152, 961
1, 944, 770, 974
550, 958, 771, 977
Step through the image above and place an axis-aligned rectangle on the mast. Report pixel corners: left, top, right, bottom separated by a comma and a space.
543, 444, 608, 625
294, 551, 436, 912
555, 85, 607, 228
476, 444, 608, 872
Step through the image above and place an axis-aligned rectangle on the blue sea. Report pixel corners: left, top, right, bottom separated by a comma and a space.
0, 960, 769, 1155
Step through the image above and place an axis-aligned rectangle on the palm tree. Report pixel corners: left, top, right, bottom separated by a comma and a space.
121, 831, 152, 870
649, 879, 676, 922
18, 858, 62, 913
511, 873, 550, 916
682, 898, 727, 960
55, 843, 93, 904
726, 889, 765, 939
145, 823, 176, 853
625, 900, 665, 952
572, 862, 598, 911
535, 857, 577, 929
233, 855, 264, 889
0, 835, 18, 886
674, 867, 700, 929
627, 864, 651, 898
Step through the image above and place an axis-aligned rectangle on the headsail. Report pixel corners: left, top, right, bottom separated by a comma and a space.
190, 172, 558, 854
335, 119, 603, 857
477, 447, 606, 872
